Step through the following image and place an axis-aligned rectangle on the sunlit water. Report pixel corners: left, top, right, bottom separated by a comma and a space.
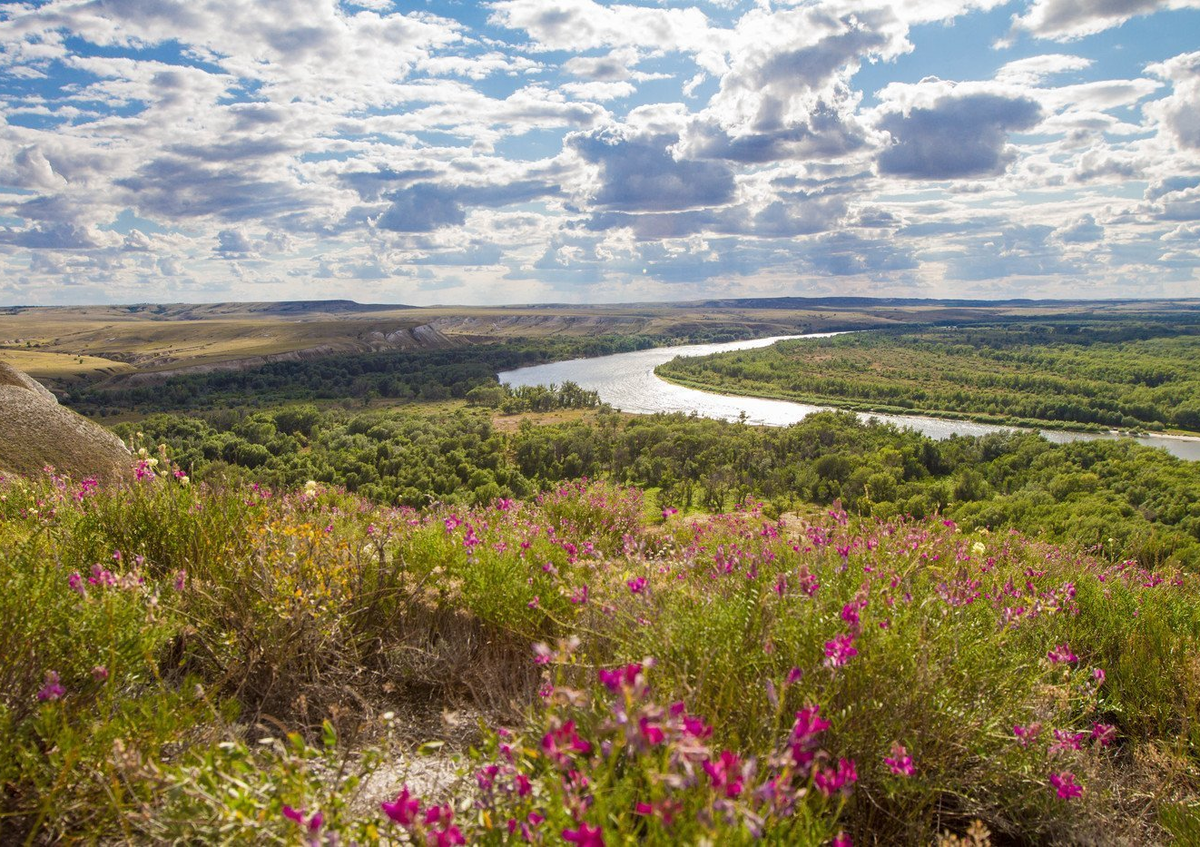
498, 334, 1200, 462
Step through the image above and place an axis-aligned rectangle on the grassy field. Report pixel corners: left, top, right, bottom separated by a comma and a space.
3, 467, 1200, 843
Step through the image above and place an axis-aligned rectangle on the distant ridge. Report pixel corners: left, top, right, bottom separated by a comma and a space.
687, 296, 1200, 310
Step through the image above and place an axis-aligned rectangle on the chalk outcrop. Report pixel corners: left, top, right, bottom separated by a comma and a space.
0, 362, 131, 483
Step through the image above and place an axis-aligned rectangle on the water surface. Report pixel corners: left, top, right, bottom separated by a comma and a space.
499, 334, 1200, 462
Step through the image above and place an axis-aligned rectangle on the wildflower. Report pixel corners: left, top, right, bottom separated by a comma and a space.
424, 804, 465, 846
1049, 771, 1083, 800
814, 758, 858, 797
884, 743, 915, 776
703, 750, 745, 798
37, 670, 65, 702
68, 572, 85, 595
1092, 667, 1106, 685
823, 633, 858, 668
597, 663, 642, 692
833, 833, 852, 847
627, 576, 647, 595
282, 806, 323, 832
638, 716, 665, 746
92, 665, 109, 681
1047, 643, 1077, 665
563, 822, 605, 846
1013, 723, 1042, 747
381, 786, 421, 825
786, 667, 804, 685
1051, 729, 1086, 752
683, 715, 713, 738
840, 603, 860, 627
971, 541, 986, 556
1091, 722, 1117, 746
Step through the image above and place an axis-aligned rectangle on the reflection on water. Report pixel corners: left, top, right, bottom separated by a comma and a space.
499, 334, 1200, 462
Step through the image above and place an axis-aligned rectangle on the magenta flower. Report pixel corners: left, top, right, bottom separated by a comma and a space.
840, 603, 860, 627
884, 743, 915, 776
563, 822, 605, 846
1051, 729, 1087, 752
703, 750, 745, 798
1047, 643, 1077, 665
381, 786, 421, 826
823, 633, 858, 668
1013, 723, 1042, 747
683, 715, 713, 739
638, 717, 665, 746
597, 663, 643, 693
36, 670, 65, 702
1091, 722, 1117, 746
424, 804, 465, 847
283, 806, 323, 832
833, 833, 853, 847
814, 758, 858, 797
627, 576, 647, 595
1092, 667, 1106, 685
1049, 771, 1083, 800
68, 572, 85, 595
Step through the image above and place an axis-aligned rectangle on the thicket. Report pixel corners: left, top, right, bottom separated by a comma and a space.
3, 470, 1200, 843
657, 319, 1200, 432
123, 407, 1200, 569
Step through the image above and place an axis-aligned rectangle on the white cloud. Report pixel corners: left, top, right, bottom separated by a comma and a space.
1011, 0, 1200, 41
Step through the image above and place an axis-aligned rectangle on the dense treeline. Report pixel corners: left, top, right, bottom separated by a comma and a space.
657, 319, 1200, 432
124, 406, 1200, 568
67, 335, 651, 416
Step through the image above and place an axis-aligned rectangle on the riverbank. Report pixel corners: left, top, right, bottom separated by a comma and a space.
655, 369, 1200, 444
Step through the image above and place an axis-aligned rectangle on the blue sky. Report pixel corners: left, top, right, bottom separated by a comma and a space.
0, 0, 1198, 305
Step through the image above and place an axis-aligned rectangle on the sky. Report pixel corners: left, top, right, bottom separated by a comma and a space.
1, 0, 1199, 306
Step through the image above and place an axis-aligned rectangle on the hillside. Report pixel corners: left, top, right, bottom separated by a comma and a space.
0, 362, 130, 482
2, 470, 1199, 843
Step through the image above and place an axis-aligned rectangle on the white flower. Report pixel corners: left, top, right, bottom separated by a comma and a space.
971, 541, 986, 556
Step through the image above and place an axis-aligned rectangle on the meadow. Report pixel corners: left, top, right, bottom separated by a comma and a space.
3, 460, 1200, 843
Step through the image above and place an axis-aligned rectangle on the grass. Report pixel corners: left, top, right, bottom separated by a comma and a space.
2, 464, 1200, 843
0, 350, 133, 380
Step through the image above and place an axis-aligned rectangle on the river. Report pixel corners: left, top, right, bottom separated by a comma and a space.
498, 334, 1200, 462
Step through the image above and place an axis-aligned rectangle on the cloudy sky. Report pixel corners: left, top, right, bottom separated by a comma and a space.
1, 0, 1199, 306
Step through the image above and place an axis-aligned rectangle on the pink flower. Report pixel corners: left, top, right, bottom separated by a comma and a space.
91, 665, 109, 681
68, 572, 85, 595
1091, 722, 1116, 746
563, 822, 605, 846
36, 670, 65, 702
823, 633, 858, 668
638, 717, 665, 746
1049, 771, 1083, 800
884, 743, 914, 776
627, 577, 647, 595
282, 806, 322, 831
381, 786, 421, 826
833, 833, 853, 847
840, 603, 860, 627
814, 758, 858, 797
1047, 643, 1077, 665
1092, 668, 1106, 685
1013, 723, 1042, 747
703, 750, 745, 798
1050, 729, 1087, 753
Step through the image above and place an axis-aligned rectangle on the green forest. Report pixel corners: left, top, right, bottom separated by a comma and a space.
125, 405, 1200, 569
656, 319, 1200, 432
